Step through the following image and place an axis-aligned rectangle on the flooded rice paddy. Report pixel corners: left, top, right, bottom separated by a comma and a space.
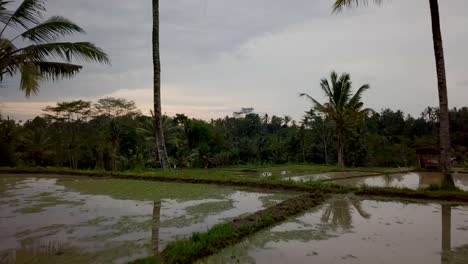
332, 172, 468, 191
0, 174, 293, 263
261, 170, 468, 191
201, 196, 468, 264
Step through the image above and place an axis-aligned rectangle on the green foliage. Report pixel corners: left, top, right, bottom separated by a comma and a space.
301, 71, 371, 166
0, 0, 109, 96
1, 97, 467, 170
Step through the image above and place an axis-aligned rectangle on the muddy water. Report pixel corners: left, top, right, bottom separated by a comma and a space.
200, 196, 468, 264
332, 172, 468, 191
0, 175, 292, 264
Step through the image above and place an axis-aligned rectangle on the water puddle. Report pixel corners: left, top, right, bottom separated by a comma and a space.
200, 196, 468, 264
332, 172, 468, 191
0, 174, 293, 263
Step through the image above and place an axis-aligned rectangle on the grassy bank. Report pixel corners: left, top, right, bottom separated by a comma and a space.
136, 192, 325, 264
356, 186, 468, 202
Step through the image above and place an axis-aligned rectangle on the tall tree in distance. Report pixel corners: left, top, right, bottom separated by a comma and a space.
333, 0, 453, 184
300, 71, 371, 166
0, 0, 110, 96
152, 0, 170, 169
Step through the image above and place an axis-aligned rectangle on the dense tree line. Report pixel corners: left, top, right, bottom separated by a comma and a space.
1, 98, 466, 170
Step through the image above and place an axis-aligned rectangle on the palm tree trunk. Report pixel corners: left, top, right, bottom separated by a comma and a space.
152, 0, 170, 169
337, 125, 345, 167
429, 0, 453, 185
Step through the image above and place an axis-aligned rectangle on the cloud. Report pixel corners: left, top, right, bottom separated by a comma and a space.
1, 0, 467, 121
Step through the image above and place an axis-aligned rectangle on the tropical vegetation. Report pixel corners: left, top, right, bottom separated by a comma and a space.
0, 0, 109, 96
1, 97, 467, 169
300, 71, 371, 167
332, 0, 454, 184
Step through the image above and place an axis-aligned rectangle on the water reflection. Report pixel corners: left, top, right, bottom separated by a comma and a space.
320, 197, 370, 230
442, 205, 451, 263
152, 201, 161, 257
201, 198, 468, 264
0, 175, 292, 263
0, 241, 66, 264
333, 172, 468, 191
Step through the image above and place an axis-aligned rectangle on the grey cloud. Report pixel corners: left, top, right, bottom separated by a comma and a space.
1, 0, 468, 120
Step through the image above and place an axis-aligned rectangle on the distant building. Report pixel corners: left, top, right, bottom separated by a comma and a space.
416, 147, 440, 170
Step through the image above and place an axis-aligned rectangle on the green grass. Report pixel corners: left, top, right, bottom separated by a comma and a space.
136, 192, 325, 264
355, 185, 468, 202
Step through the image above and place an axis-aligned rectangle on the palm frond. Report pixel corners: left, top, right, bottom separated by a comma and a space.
21, 42, 110, 64
0, 1, 13, 24
299, 92, 327, 112
1, 0, 45, 34
20, 61, 40, 96
349, 84, 370, 107
18, 16, 84, 43
319, 78, 333, 102
333, 0, 384, 13
337, 73, 352, 110
34, 61, 82, 80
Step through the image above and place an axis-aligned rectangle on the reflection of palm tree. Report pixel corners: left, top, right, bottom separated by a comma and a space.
321, 197, 370, 230
152, 200, 161, 257
441, 204, 451, 264
1, 240, 64, 263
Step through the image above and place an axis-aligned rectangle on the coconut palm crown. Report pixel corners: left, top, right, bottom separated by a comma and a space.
300, 71, 371, 166
0, 0, 109, 96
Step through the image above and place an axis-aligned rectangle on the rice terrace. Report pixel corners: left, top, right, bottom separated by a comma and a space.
1, 0, 467, 264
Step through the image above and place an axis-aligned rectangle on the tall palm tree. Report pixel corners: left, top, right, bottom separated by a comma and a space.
0, 0, 109, 96
333, 0, 453, 184
300, 71, 370, 166
152, 0, 169, 169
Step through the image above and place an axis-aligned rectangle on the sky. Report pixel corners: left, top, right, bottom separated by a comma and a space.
0, 0, 467, 121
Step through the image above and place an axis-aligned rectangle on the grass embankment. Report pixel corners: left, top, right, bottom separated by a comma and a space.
132, 191, 325, 264
356, 185, 468, 202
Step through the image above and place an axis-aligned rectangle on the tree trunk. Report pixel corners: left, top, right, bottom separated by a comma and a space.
152, 200, 161, 257
337, 126, 344, 167
429, 0, 453, 185
324, 141, 328, 165
152, 0, 170, 169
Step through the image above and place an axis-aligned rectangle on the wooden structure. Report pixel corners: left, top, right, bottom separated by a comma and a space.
416, 147, 440, 169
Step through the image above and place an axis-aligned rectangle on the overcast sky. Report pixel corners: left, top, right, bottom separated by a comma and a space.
0, 0, 467, 120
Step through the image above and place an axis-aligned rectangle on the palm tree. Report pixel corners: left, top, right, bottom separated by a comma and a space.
333, 0, 453, 184
20, 128, 52, 166
300, 71, 370, 166
0, 0, 109, 96
152, 0, 169, 169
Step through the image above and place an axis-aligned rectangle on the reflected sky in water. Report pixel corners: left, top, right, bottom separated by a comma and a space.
0, 175, 290, 263
201, 196, 468, 264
